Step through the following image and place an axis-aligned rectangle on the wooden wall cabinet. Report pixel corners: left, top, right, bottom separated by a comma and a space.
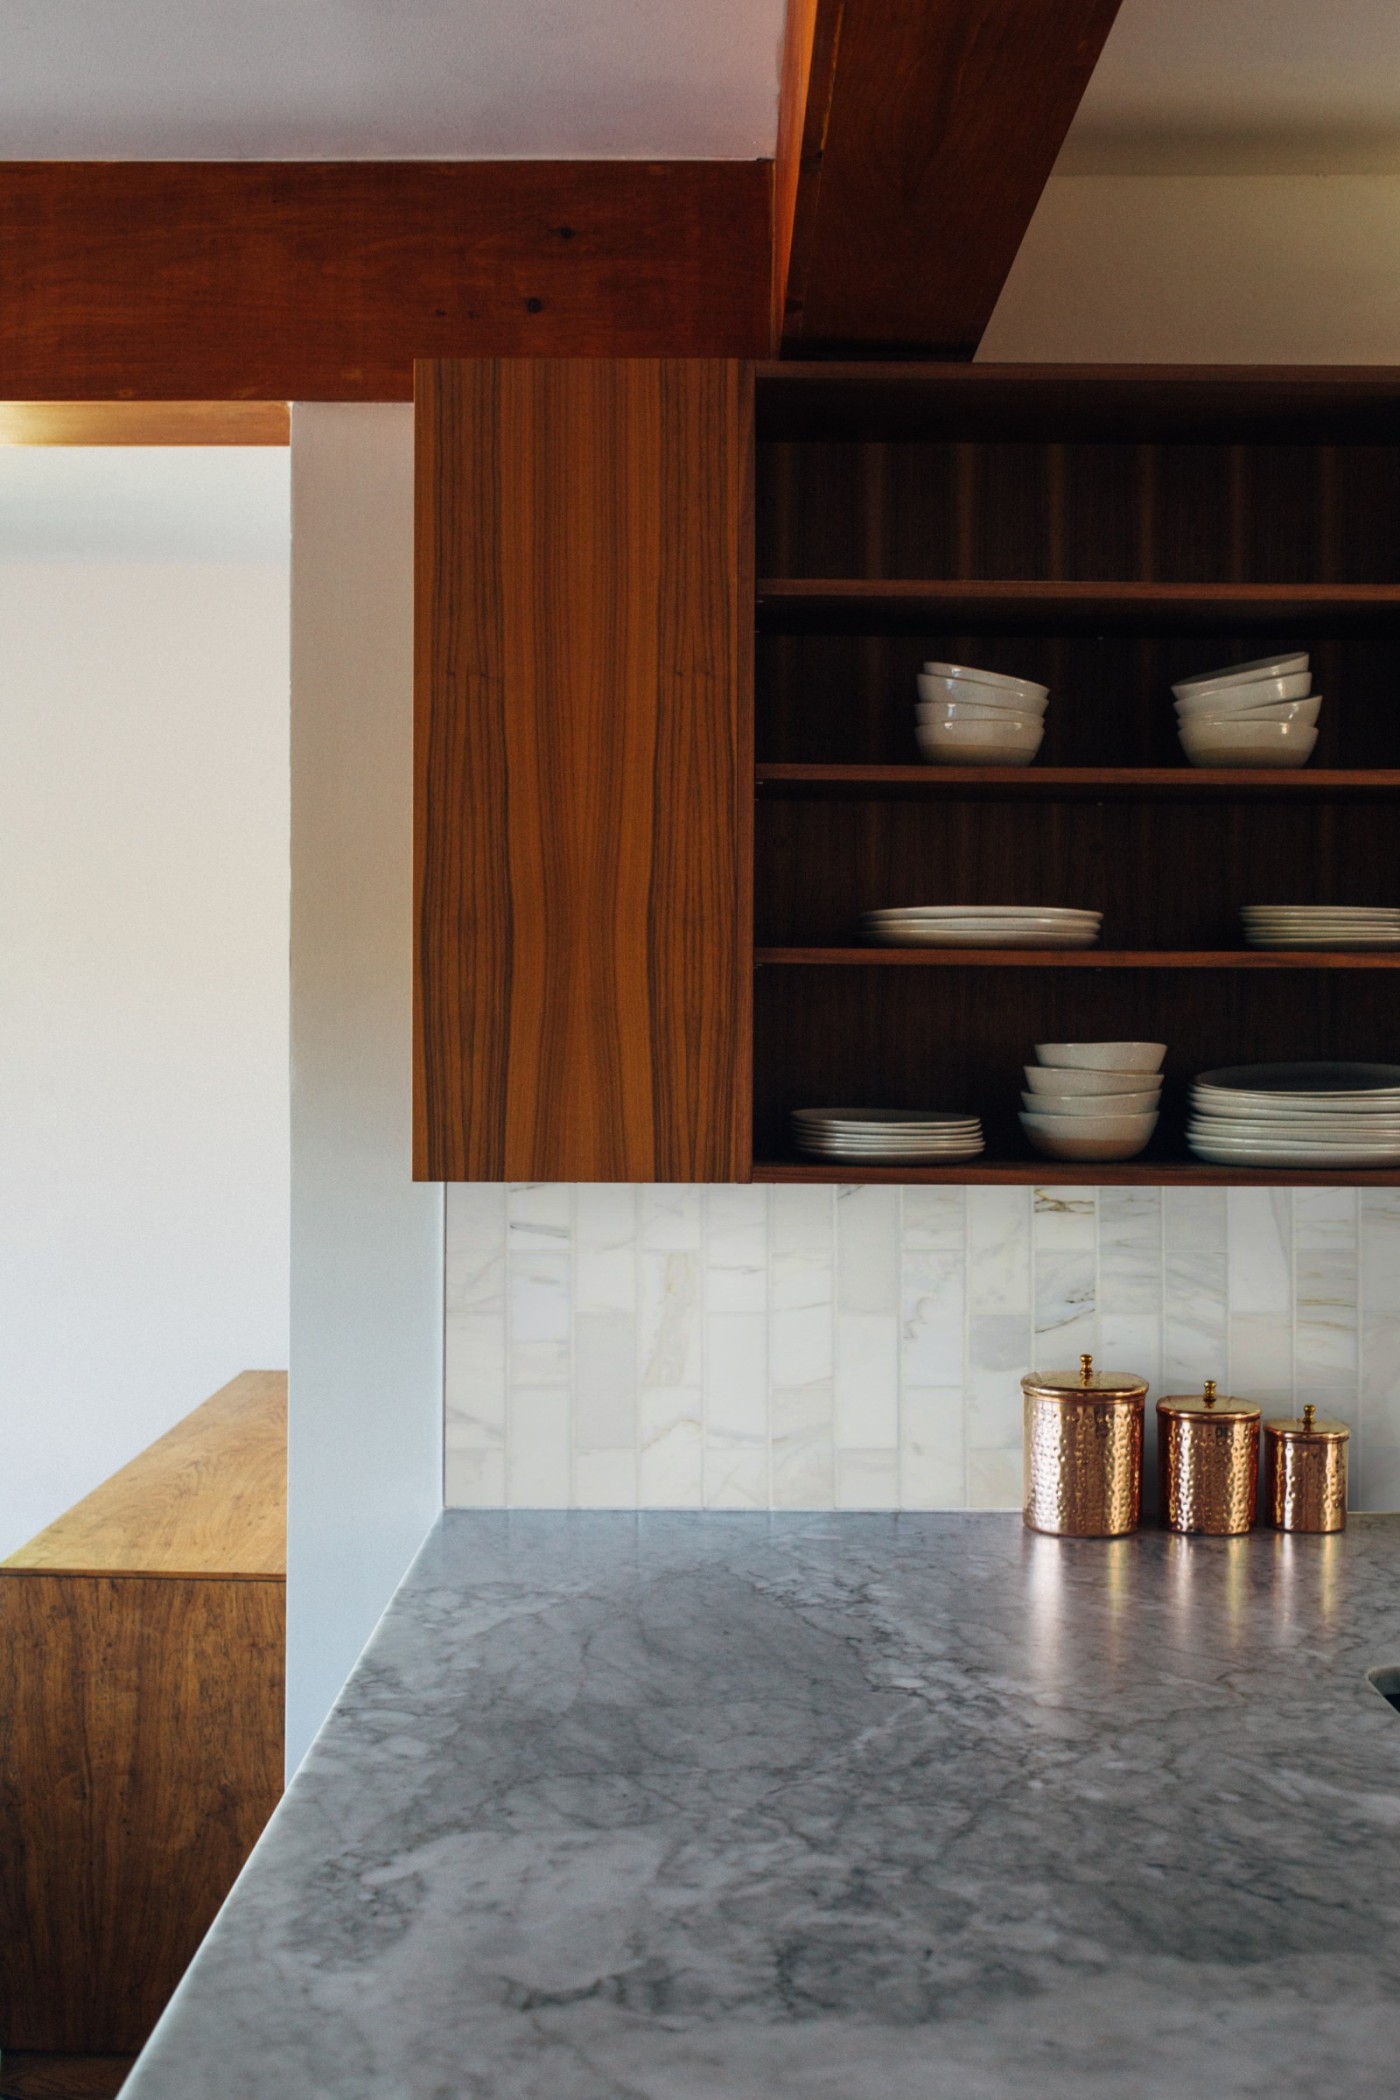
415, 360, 1400, 1187
0, 1373, 286, 2054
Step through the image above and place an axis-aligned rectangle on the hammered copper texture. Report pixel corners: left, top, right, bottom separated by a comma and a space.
1266, 1431, 1348, 1533
1024, 1392, 1143, 1537
1160, 1415, 1259, 1535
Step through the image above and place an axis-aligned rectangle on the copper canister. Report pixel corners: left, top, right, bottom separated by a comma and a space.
1264, 1405, 1349, 1532
1157, 1379, 1260, 1535
1022, 1353, 1147, 1537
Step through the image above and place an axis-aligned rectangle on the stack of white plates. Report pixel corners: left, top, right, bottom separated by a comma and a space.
1241, 905, 1400, 952
861, 905, 1101, 950
792, 1107, 985, 1163
1188, 1063, 1400, 1168
1172, 652, 1320, 769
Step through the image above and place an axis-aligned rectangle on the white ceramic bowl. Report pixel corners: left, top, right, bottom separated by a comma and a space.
917, 718, 1043, 767
1175, 687, 1315, 724
1178, 720, 1318, 769
916, 700, 1045, 728
922, 661, 1049, 702
1021, 1088, 1160, 1116
917, 673, 1049, 713
1019, 1111, 1158, 1162
1034, 1041, 1167, 1074
1172, 653, 1308, 701
1023, 1064, 1161, 1096
1173, 671, 1312, 713
1177, 696, 1321, 729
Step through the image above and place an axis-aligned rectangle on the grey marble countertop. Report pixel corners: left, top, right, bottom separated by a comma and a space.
126, 1513, 1400, 2100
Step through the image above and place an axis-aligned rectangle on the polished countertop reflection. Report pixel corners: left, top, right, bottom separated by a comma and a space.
124, 1513, 1400, 2099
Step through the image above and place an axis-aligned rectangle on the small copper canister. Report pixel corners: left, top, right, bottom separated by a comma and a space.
1264, 1405, 1349, 1532
1022, 1353, 1147, 1537
1157, 1379, 1260, 1535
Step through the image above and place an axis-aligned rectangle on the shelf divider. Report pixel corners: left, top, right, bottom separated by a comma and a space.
756, 764, 1400, 799
753, 1159, 1400, 1188
755, 947, 1400, 971
756, 577, 1400, 635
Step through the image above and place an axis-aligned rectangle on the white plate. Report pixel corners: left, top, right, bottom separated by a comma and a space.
1245, 936, 1400, 950
1189, 1137, 1400, 1167
1196, 1062, 1400, 1095
865, 927, 1100, 948
1189, 1119, 1400, 1142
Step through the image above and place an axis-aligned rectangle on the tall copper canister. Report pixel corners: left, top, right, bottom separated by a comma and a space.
1264, 1405, 1349, 1532
1022, 1353, 1147, 1537
1157, 1379, 1260, 1535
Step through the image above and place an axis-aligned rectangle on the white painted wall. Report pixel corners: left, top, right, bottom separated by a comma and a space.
0, 449, 291, 1561
982, 175, 1400, 363
287, 405, 442, 1774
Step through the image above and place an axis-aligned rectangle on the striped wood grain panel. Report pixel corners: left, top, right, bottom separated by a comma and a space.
415, 358, 754, 1181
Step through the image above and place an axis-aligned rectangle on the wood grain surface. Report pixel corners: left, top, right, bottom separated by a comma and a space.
0, 163, 770, 399
0, 1573, 283, 2052
416, 359, 754, 1181
4, 1372, 286, 1578
0, 402, 288, 445
0, 2051, 135, 2099
778, 0, 1122, 354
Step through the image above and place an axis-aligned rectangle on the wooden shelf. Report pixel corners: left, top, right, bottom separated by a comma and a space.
756, 578, 1400, 635
755, 1159, 1400, 1187
756, 764, 1400, 799
756, 947, 1400, 970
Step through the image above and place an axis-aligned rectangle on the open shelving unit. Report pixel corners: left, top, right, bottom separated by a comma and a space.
749, 363, 1400, 1186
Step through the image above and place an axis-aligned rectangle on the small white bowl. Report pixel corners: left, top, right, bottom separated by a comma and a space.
1019, 1111, 1158, 1162
1172, 653, 1308, 701
917, 717, 1043, 767
923, 661, 1049, 701
1021, 1088, 1160, 1116
1177, 696, 1321, 729
1179, 720, 1318, 769
1035, 1041, 1167, 1073
1173, 670, 1311, 713
917, 673, 1049, 713
1023, 1064, 1162, 1096
916, 700, 1045, 728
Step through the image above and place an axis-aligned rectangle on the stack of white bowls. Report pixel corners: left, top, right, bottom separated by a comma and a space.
915, 660, 1047, 766
1241, 904, 1400, 952
1019, 1043, 1166, 1162
1174, 651, 1320, 768
792, 1107, 985, 1165
1187, 1063, 1400, 1168
861, 904, 1101, 950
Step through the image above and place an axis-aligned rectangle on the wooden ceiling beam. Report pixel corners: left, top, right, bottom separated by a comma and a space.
775, 0, 1124, 357
0, 162, 771, 401
0, 401, 289, 443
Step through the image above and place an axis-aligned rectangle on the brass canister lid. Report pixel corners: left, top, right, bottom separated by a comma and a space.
1264, 1403, 1350, 1443
1157, 1378, 1261, 1424
1021, 1352, 1148, 1403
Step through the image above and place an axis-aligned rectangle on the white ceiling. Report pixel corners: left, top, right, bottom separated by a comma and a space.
0, 0, 785, 159
1059, 0, 1400, 172
0, 451, 290, 562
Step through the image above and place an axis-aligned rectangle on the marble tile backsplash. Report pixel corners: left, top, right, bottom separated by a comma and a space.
445, 1184, 1400, 1512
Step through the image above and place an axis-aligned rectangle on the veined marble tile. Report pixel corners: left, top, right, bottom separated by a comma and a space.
770, 1247, 834, 1391
1360, 1312, 1400, 1511
966, 1445, 1022, 1511
835, 1448, 899, 1510
1227, 1188, 1292, 1313
966, 1185, 1032, 1313
836, 1184, 900, 1314
770, 1382, 836, 1509
1165, 1185, 1227, 1252
444, 1315, 506, 1450
637, 1390, 703, 1508
1097, 1187, 1161, 1315
704, 1185, 768, 1313
442, 1447, 505, 1508
902, 1184, 965, 1253
505, 1389, 570, 1507
571, 1450, 638, 1508
509, 1249, 571, 1354
1098, 1313, 1161, 1398
1163, 1247, 1228, 1392
1228, 1311, 1293, 1402
704, 1310, 768, 1443
770, 1182, 833, 1256
1033, 1252, 1095, 1358
964, 1312, 1030, 1455
572, 1309, 637, 1452
639, 1250, 701, 1388
1361, 1191, 1400, 1313
1032, 1185, 1096, 1251
835, 1311, 899, 1449
900, 1248, 964, 1387
444, 1184, 506, 1316
1294, 1188, 1358, 1390
900, 1386, 965, 1509
505, 1182, 571, 1243
640, 1185, 703, 1251
573, 1184, 637, 1315
703, 1438, 768, 1509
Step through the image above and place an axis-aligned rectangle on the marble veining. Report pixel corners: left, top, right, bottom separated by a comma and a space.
126, 1513, 1400, 2100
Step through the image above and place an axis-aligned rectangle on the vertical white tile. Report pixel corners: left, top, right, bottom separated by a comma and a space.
705, 1309, 768, 1507
1360, 1194, 1400, 1510
903, 1185, 965, 1251
507, 1389, 571, 1507
705, 1185, 769, 1312
573, 1308, 637, 1453
506, 1182, 572, 1243
444, 1448, 506, 1508
640, 1250, 702, 1387
1294, 1187, 1358, 1394
1227, 1188, 1292, 1313
967, 1186, 1032, 1313
508, 1248, 571, 1388
574, 1184, 637, 1315
901, 1242, 964, 1387
836, 1449, 900, 1509
900, 1387, 965, 1509
1033, 1185, 1096, 1359
771, 1382, 836, 1508
445, 1185, 508, 1493
641, 1185, 703, 1250
572, 1451, 639, 1508
445, 1184, 507, 1315
964, 1313, 1031, 1475
1164, 1186, 1227, 1390
966, 1448, 1022, 1512
836, 1185, 900, 1313
1098, 1187, 1162, 1315
835, 1312, 899, 1448
638, 1389, 703, 1508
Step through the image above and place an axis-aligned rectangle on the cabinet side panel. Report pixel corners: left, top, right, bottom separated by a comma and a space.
0, 1573, 285, 2052
415, 358, 753, 1182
